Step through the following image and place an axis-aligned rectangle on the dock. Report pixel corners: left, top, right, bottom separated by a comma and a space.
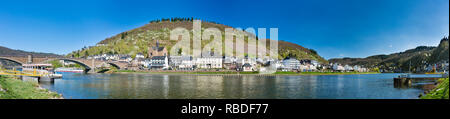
394, 73, 449, 86
0, 69, 62, 82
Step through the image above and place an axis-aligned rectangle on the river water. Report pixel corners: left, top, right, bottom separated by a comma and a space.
39, 73, 434, 99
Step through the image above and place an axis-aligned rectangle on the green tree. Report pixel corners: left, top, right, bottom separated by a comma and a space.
49, 60, 63, 69
309, 49, 318, 55
75, 51, 80, 58
178, 48, 183, 55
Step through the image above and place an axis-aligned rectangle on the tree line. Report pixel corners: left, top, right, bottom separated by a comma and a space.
149, 17, 195, 23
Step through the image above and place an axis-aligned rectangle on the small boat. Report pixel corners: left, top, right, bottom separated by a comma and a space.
55, 67, 84, 73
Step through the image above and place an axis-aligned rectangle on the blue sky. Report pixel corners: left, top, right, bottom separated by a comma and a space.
0, 0, 448, 59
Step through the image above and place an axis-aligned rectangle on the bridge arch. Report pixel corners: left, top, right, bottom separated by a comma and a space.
107, 62, 122, 69
42, 58, 93, 73
0, 57, 24, 66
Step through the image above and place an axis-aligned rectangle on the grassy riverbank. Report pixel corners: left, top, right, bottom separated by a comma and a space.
421, 78, 449, 99
0, 75, 62, 99
115, 70, 379, 75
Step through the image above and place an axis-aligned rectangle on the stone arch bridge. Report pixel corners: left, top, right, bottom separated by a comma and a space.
0, 56, 128, 73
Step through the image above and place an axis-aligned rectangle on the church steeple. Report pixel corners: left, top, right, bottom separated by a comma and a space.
156, 40, 160, 48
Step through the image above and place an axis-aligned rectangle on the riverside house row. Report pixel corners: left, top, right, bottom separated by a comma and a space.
87, 53, 372, 72
86, 41, 371, 72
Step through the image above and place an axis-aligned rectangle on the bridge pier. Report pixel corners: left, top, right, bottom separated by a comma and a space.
85, 68, 94, 74
38, 76, 55, 83
394, 78, 412, 88
21, 76, 38, 83
21, 76, 54, 83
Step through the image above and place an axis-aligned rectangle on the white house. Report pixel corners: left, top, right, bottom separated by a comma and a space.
282, 58, 301, 71
353, 65, 360, 71
171, 56, 194, 70
135, 53, 145, 59
271, 60, 283, 69
237, 57, 257, 66
118, 54, 133, 62
149, 56, 169, 69
308, 64, 317, 71
332, 63, 345, 71
344, 65, 353, 71
195, 56, 223, 69
311, 60, 319, 66
299, 65, 308, 72
179, 59, 195, 70
141, 58, 151, 68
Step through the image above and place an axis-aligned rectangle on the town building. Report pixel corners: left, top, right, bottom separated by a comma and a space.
135, 53, 145, 59
269, 60, 283, 70
242, 63, 254, 72
298, 59, 320, 72
236, 57, 258, 71
149, 56, 169, 70
179, 59, 195, 70
223, 57, 238, 70
344, 65, 354, 71
118, 54, 132, 62
195, 56, 223, 69
142, 58, 151, 68
169, 56, 193, 70
129, 60, 141, 70
282, 57, 301, 71
148, 40, 167, 58
332, 63, 345, 71
195, 51, 223, 69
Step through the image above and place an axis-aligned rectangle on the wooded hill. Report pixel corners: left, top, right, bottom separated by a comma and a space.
0, 46, 61, 58
330, 37, 449, 71
68, 18, 328, 63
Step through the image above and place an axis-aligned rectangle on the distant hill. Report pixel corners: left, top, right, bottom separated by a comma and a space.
429, 37, 449, 63
330, 37, 449, 71
0, 46, 61, 58
68, 18, 328, 63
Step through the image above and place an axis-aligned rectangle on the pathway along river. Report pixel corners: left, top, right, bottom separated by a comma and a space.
39, 73, 434, 99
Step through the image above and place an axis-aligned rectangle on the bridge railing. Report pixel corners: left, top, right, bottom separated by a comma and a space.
0, 69, 45, 77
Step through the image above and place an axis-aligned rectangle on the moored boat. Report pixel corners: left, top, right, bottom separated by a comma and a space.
55, 67, 84, 73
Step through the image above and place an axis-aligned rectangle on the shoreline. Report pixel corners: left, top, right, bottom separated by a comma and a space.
0, 75, 63, 99
112, 70, 380, 76
420, 78, 449, 99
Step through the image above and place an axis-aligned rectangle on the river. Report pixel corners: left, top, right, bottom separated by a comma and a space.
39, 73, 435, 99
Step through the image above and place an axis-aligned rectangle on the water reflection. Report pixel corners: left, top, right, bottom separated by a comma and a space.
39, 73, 432, 99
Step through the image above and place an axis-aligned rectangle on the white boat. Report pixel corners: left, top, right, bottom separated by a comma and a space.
55, 67, 84, 73
22, 64, 63, 80
22, 64, 53, 75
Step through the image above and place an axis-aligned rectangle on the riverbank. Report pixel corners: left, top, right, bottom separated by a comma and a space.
114, 70, 379, 75
0, 75, 63, 99
275, 71, 379, 75
421, 78, 449, 99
